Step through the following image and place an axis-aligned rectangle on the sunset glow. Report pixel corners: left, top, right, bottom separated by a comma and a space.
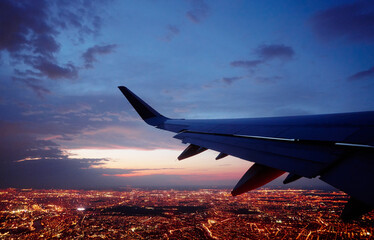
68, 148, 251, 183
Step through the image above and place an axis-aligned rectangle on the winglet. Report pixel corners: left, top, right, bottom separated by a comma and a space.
118, 86, 169, 126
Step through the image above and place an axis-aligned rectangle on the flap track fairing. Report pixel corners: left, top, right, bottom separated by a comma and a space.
216, 153, 228, 160
283, 173, 302, 184
178, 144, 207, 160
232, 163, 285, 196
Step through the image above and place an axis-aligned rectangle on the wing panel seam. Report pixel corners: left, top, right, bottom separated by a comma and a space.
179, 130, 374, 150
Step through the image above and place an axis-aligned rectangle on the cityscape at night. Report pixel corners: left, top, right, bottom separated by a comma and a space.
1, 188, 373, 239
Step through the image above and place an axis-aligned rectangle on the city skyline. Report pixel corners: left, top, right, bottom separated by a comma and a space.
1, 0, 374, 189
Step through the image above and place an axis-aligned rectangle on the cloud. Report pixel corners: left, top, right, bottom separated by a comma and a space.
82, 44, 117, 68
167, 25, 180, 35
230, 44, 294, 71
56, 103, 92, 115
0, 121, 118, 188
0, 121, 64, 163
12, 56, 79, 98
204, 74, 280, 89
12, 77, 51, 98
0, 121, 185, 189
0, 92, 180, 151
102, 168, 180, 177
0, 0, 108, 96
14, 69, 43, 77
230, 60, 263, 68
186, 0, 209, 23
162, 25, 180, 42
33, 58, 78, 79
310, 1, 374, 43
0, 0, 56, 56
348, 66, 374, 81
221, 76, 245, 85
255, 44, 294, 60
13, 56, 78, 80
202, 76, 245, 88
56, 3, 102, 38
0, 159, 108, 189
218, 44, 293, 89
32, 34, 61, 58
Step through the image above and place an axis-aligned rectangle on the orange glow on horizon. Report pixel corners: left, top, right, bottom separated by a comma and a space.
102, 170, 241, 180
67, 148, 252, 182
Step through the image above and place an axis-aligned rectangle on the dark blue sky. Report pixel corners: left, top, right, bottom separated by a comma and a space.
1, 0, 374, 189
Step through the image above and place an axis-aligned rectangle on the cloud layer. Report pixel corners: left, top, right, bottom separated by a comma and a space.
230, 44, 295, 70
348, 66, 374, 81
310, 0, 374, 43
256, 44, 294, 60
0, 0, 115, 97
83, 44, 117, 68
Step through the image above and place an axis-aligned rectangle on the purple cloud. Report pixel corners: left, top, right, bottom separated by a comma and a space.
230, 60, 263, 68
32, 34, 61, 58
256, 44, 294, 60
310, 1, 374, 43
12, 77, 51, 98
348, 66, 374, 81
0, 121, 63, 163
186, 0, 209, 23
168, 25, 180, 35
230, 44, 294, 71
34, 59, 78, 79
82, 44, 117, 68
202, 76, 247, 88
0, 159, 109, 189
222, 76, 244, 85
0, 120, 183, 188
0, 0, 107, 96
14, 69, 43, 77
55, 1, 103, 38
163, 25, 180, 42
0, 0, 56, 56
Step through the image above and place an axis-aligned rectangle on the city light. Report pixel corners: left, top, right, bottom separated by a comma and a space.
0, 188, 373, 239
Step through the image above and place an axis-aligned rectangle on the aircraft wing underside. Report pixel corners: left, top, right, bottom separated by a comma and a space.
118, 86, 374, 220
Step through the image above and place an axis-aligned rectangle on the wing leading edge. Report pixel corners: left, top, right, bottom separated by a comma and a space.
118, 86, 374, 220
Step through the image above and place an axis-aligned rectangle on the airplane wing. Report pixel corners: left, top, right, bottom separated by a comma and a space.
118, 86, 374, 220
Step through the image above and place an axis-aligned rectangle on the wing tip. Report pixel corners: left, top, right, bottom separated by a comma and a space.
118, 86, 168, 126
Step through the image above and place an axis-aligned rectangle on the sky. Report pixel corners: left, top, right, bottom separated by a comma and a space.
1, 0, 374, 189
